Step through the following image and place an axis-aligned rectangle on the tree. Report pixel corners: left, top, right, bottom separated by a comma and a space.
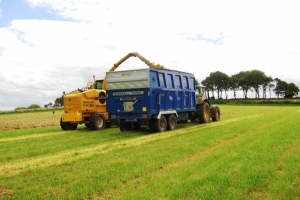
54, 97, 63, 107
204, 71, 230, 99
285, 83, 299, 97
268, 83, 275, 99
28, 104, 41, 109
247, 70, 270, 99
201, 77, 213, 99
262, 76, 273, 99
273, 78, 288, 98
230, 74, 240, 99
232, 71, 252, 98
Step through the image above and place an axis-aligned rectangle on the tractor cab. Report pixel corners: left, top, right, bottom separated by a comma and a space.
195, 85, 207, 99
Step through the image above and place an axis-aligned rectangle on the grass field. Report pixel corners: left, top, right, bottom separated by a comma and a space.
0, 105, 299, 199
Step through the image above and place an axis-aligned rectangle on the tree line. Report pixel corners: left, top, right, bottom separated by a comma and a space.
46, 69, 298, 110
200, 69, 299, 99
14, 97, 63, 110
44, 97, 63, 108
15, 69, 299, 110
50, 69, 298, 108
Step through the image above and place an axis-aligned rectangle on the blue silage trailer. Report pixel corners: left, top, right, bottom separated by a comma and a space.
106, 68, 220, 132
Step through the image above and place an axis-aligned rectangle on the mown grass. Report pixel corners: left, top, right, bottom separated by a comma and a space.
0, 111, 62, 130
0, 105, 299, 199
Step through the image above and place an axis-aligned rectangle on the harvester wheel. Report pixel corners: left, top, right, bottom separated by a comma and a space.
60, 118, 78, 130
89, 112, 106, 130
197, 102, 210, 123
166, 114, 177, 131
69, 123, 78, 130
151, 115, 167, 132
210, 105, 220, 121
60, 118, 68, 130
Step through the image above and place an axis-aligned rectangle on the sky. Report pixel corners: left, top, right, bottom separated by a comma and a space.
0, 0, 299, 110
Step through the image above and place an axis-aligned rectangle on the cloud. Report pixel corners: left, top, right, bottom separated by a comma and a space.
0, 0, 300, 110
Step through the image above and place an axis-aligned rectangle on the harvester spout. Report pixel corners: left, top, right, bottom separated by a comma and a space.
102, 52, 165, 90
135, 54, 164, 70
109, 52, 139, 72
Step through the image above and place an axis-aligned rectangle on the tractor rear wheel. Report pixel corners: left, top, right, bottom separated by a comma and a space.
89, 112, 106, 130
197, 102, 210, 123
210, 105, 220, 121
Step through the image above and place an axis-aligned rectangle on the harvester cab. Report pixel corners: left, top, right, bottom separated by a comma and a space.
94, 79, 103, 89
83, 79, 103, 90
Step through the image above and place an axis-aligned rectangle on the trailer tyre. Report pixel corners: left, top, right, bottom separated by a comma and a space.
167, 114, 177, 131
198, 102, 210, 123
210, 105, 220, 121
89, 112, 106, 130
120, 123, 131, 132
151, 115, 167, 132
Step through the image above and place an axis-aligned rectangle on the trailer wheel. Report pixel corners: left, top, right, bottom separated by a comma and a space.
197, 102, 210, 123
210, 105, 220, 121
60, 118, 78, 130
89, 112, 106, 130
167, 114, 177, 131
120, 123, 131, 132
151, 115, 167, 132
